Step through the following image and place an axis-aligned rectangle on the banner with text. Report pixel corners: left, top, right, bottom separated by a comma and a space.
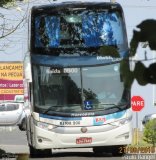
0, 63, 23, 101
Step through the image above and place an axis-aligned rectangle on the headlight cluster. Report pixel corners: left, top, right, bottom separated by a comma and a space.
113, 116, 132, 126
34, 120, 57, 131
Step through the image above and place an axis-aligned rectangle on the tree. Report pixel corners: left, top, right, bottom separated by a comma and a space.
0, 0, 28, 52
0, 0, 26, 38
128, 19, 156, 86
0, 0, 14, 7
143, 119, 156, 146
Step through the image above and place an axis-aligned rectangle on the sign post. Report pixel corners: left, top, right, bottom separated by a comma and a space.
131, 96, 144, 112
131, 96, 144, 145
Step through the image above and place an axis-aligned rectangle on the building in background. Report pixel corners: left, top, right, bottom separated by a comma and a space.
0, 62, 24, 102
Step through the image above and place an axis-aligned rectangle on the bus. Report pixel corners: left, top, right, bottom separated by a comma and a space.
24, 1, 132, 157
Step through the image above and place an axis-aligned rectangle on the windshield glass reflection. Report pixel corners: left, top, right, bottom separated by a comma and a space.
33, 63, 128, 113
34, 11, 126, 50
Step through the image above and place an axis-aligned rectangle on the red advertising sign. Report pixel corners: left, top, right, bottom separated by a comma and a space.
0, 63, 23, 101
131, 96, 144, 112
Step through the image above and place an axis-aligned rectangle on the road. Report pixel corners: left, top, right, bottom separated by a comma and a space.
0, 126, 29, 158
0, 126, 27, 145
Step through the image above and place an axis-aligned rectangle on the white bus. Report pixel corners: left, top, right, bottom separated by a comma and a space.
24, 1, 132, 158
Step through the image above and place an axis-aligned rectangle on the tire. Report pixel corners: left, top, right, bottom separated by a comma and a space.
29, 145, 52, 158
93, 147, 105, 154
19, 118, 26, 131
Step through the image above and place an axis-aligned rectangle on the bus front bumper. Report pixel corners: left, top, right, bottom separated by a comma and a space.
32, 122, 132, 149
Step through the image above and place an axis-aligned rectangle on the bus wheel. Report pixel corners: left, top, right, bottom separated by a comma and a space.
19, 118, 26, 131
93, 147, 104, 154
29, 145, 52, 158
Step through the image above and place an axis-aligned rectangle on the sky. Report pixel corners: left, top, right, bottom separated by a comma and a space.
0, 0, 156, 129
117, 0, 156, 129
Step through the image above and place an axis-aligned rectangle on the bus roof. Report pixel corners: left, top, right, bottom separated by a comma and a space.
31, 1, 122, 13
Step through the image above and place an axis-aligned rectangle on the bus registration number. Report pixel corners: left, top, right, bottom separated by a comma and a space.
76, 137, 92, 144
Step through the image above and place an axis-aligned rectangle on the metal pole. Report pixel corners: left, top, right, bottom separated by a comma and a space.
136, 112, 139, 145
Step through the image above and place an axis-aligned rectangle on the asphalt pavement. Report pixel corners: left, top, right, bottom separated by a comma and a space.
0, 126, 29, 155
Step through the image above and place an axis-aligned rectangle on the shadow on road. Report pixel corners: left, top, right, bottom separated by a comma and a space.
29, 150, 123, 159
53, 151, 112, 157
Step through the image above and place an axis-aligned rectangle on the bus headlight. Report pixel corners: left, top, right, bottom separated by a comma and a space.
34, 120, 56, 131
114, 116, 132, 126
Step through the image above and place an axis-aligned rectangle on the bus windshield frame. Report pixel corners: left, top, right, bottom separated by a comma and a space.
30, 2, 130, 116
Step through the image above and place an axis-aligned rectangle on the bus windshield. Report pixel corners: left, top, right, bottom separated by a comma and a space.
33, 62, 129, 114
33, 10, 127, 54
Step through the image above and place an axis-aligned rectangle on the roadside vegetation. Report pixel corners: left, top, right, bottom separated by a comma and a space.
143, 119, 156, 147
0, 148, 6, 158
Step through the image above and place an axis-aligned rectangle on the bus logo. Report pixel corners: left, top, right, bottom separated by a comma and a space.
81, 127, 87, 133
96, 117, 106, 123
93, 117, 106, 125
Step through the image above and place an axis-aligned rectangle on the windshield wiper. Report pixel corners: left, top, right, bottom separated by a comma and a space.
99, 102, 127, 111
43, 105, 63, 114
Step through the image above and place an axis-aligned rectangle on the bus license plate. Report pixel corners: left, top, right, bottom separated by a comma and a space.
76, 137, 92, 144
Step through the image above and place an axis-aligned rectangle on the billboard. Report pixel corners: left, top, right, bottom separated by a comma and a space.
0, 63, 23, 101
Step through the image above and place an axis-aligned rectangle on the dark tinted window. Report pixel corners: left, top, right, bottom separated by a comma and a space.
31, 5, 128, 55
33, 63, 128, 113
0, 105, 5, 111
6, 104, 19, 111
34, 12, 124, 48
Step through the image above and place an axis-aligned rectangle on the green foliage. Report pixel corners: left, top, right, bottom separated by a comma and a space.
133, 61, 148, 86
98, 46, 120, 57
120, 59, 134, 89
0, 0, 15, 7
0, 148, 5, 157
143, 119, 156, 146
